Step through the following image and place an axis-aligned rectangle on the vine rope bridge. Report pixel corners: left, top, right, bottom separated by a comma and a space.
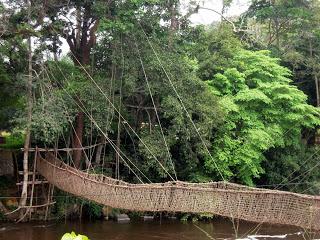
36, 151, 320, 231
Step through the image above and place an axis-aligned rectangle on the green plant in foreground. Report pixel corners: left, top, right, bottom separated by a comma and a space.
61, 232, 89, 240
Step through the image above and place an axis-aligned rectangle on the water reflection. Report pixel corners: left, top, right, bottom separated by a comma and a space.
0, 219, 319, 240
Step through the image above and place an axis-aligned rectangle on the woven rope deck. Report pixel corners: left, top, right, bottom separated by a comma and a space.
36, 153, 320, 230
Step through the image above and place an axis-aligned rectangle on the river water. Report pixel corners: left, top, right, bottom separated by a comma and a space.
0, 218, 319, 240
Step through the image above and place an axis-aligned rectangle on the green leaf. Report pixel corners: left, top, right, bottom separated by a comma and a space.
61, 232, 89, 240
61, 233, 74, 240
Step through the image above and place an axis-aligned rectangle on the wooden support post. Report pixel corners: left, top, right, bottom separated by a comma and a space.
45, 183, 54, 221
29, 147, 38, 220
44, 184, 52, 221
45, 148, 57, 221
54, 148, 58, 158
19, 0, 33, 220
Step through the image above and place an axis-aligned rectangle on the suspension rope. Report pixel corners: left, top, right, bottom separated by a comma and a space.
47, 27, 173, 181
145, 29, 319, 191
40, 70, 77, 170
136, 20, 225, 181
274, 149, 320, 190
134, 38, 178, 181
290, 155, 320, 192
47, 22, 320, 190
45, 63, 148, 183
44, 62, 150, 183
61, 41, 176, 181
42, 66, 93, 172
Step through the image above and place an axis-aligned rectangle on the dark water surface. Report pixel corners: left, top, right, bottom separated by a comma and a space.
0, 219, 319, 240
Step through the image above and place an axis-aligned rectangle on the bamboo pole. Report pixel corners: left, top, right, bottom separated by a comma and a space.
19, 0, 33, 220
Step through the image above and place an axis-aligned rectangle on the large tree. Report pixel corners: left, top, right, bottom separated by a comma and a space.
242, 0, 320, 106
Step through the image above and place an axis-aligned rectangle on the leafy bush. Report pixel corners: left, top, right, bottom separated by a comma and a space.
61, 232, 89, 240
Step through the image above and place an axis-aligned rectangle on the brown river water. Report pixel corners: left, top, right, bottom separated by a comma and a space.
0, 219, 319, 240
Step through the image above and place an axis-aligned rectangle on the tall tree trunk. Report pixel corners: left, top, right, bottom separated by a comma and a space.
72, 111, 84, 168
19, 0, 33, 219
53, 35, 59, 62
95, 136, 105, 165
169, 1, 178, 48
274, 17, 280, 50
65, 5, 99, 168
71, 51, 91, 168
315, 75, 320, 107
115, 92, 122, 179
309, 40, 319, 107
115, 62, 123, 179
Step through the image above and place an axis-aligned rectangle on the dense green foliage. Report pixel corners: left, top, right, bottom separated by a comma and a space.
237, 0, 320, 191
207, 49, 320, 184
1, 0, 320, 220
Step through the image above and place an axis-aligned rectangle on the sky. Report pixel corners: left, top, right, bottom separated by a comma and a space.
188, 0, 250, 25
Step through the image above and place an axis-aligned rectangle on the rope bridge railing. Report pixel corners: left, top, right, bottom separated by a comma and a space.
36, 152, 320, 231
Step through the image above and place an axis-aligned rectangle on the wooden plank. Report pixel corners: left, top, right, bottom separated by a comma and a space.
16, 180, 48, 186
22, 143, 105, 152
18, 171, 36, 175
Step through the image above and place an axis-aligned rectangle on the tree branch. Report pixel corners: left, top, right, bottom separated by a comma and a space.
88, 19, 100, 49
66, 28, 76, 53
199, 7, 237, 32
